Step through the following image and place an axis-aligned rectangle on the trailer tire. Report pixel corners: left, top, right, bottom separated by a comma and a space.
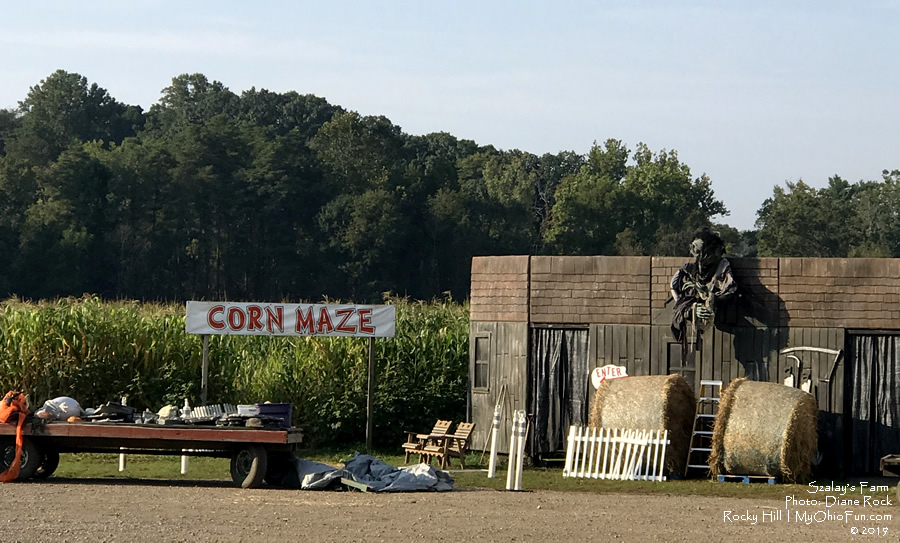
33, 448, 60, 479
231, 445, 268, 488
0, 436, 40, 481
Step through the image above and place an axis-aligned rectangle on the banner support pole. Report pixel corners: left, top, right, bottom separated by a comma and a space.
366, 337, 375, 451
201, 335, 209, 405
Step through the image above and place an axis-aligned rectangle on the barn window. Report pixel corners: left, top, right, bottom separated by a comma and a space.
473, 334, 490, 391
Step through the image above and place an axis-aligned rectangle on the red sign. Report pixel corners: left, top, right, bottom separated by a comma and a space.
185, 301, 395, 337
590, 365, 628, 389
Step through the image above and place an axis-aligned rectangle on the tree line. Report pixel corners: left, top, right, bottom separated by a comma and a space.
0, 70, 895, 303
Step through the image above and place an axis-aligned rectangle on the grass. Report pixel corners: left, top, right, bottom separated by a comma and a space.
55, 453, 231, 482
46, 448, 899, 504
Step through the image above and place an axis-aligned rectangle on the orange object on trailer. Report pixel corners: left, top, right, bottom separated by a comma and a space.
0, 391, 30, 482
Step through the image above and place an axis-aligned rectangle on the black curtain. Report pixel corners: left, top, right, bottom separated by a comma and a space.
850, 334, 900, 473
531, 328, 589, 455
568, 332, 590, 428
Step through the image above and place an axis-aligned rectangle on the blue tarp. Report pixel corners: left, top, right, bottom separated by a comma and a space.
286, 453, 454, 492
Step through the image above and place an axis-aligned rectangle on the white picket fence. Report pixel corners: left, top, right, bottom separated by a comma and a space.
562, 426, 670, 481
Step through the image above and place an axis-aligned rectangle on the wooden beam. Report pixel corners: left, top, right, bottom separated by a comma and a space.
1, 422, 302, 445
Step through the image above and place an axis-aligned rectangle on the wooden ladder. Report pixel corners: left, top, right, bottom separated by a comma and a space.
684, 380, 722, 478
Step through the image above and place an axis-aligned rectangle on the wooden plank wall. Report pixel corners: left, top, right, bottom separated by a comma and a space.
784, 327, 845, 404
469, 321, 528, 454
530, 256, 650, 325
470, 256, 529, 323
780, 258, 900, 328
784, 327, 846, 474
592, 324, 652, 376
711, 326, 783, 386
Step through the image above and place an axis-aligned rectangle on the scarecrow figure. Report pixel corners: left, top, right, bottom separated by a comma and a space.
670, 227, 737, 362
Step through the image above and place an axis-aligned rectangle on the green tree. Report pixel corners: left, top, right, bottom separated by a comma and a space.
100, 137, 180, 298
401, 132, 479, 298
238, 88, 342, 141
756, 177, 856, 257
144, 73, 239, 137
310, 111, 405, 193
544, 140, 726, 256
231, 125, 329, 300
481, 149, 544, 252
310, 111, 414, 299
427, 146, 551, 295
0, 156, 38, 295
0, 109, 22, 156
714, 223, 757, 258
845, 171, 900, 257
543, 140, 628, 255
163, 115, 253, 299
620, 143, 726, 255
317, 189, 408, 299
534, 151, 584, 246
16, 146, 113, 297
9, 70, 142, 165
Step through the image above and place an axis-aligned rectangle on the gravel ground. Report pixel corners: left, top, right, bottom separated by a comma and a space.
1, 478, 896, 543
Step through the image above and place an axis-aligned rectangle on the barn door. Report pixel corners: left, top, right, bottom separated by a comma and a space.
530, 328, 589, 457
848, 334, 900, 473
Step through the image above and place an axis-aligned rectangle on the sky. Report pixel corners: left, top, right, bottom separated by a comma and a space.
1, 0, 897, 230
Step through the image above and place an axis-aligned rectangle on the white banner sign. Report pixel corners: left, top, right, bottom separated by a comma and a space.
185, 301, 395, 337
590, 364, 628, 389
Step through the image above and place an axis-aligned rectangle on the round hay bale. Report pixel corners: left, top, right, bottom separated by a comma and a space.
709, 378, 818, 483
588, 374, 695, 476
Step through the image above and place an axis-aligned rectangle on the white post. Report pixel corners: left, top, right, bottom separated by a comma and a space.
563, 426, 577, 477
593, 428, 606, 478
637, 431, 651, 480
505, 413, 519, 490
487, 406, 501, 478
181, 450, 189, 474
514, 411, 526, 491
628, 430, 647, 480
586, 427, 597, 478
650, 430, 662, 481
614, 429, 626, 479
624, 430, 638, 480
119, 396, 128, 472
624, 430, 639, 479
658, 430, 669, 482
601, 428, 614, 479
578, 427, 590, 477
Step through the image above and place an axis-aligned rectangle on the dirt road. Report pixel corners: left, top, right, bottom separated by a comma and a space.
1, 478, 895, 542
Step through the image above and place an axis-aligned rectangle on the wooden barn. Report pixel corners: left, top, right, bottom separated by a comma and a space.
467, 255, 900, 475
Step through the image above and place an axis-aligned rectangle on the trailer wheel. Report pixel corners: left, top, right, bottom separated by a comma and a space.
230, 445, 268, 488
32, 448, 60, 480
0, 437, 40, 481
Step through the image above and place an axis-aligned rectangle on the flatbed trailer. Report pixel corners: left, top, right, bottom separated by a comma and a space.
0, 420, 303, 488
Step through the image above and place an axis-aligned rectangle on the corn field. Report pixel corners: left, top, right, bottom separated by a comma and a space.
0, 296, 469, 447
